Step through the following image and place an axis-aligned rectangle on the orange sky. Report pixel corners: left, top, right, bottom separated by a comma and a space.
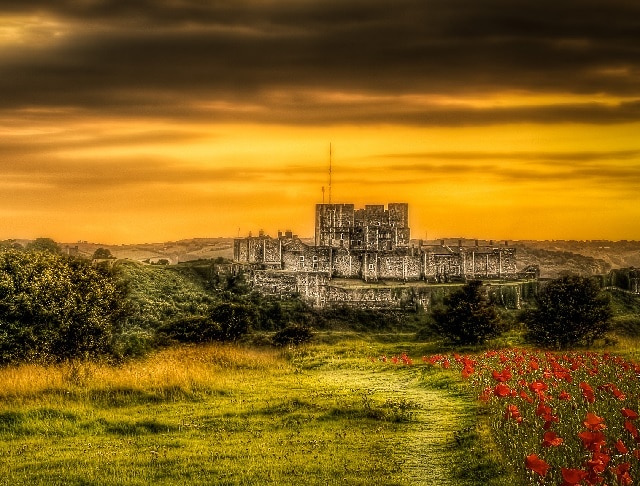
1, 2, 640, 244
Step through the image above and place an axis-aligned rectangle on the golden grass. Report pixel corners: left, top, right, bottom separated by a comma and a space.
0, 344, 283, 402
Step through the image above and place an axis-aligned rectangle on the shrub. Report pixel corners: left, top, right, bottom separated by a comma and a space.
158, 302, 254, 344
430, 280, 503, 345
521, 275, 612, 348
272, 324, 314, 346
0, 249, 128, 363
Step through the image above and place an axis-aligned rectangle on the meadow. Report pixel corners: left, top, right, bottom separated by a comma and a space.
0, 333, 511, 486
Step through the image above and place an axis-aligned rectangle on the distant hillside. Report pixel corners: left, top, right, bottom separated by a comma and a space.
11, 236, 640, 279
61, 238, 235, 264
518, 240, 640, 270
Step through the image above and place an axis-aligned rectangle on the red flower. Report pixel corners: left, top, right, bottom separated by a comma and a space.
616, 439, 629, 454
529, 380, 548, 393
492, 367, 512, 382
579, 382, 595, 403
611, 462, 633, 486
525, 454, 550, 477
558, 390, 572, 401
561, 468, 588, 486
622, 408, 639, 420
542, 430, 563, 447
578, 431, 607, 452
583, 412, 606, 431
494, 383, 511, 397
505, 404, 523, 423
624, 420, 639, 440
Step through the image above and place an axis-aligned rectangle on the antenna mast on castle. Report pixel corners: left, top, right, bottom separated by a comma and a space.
329, 143, 332, 205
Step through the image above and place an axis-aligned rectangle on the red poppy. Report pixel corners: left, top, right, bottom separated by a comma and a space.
492, 367, 512, 382
611, 462, 633, 486
542, 430, 563, 447
578, 431, 607, 452
558, 390, 572, 401
529, 380, 548, 393
583, 412, 606, 431
505, 404, 523, 423
585, 451, 610, 474
561, 468, 588, 486
494, 383, 511, 397
579, 382, 595, 403
525, 454, 550, 477
616, 439, 629, 454
622, 408, 639, 420
624, 420, 639, 440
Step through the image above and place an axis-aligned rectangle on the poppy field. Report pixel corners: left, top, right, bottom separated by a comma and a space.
399, 349, 640, 485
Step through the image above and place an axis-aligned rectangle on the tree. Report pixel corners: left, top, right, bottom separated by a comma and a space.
92, 248, 113, 259
430, 280, 502, 345
0, 249, 128, 363
522, 276, 612, 348
26, 237, 60, 254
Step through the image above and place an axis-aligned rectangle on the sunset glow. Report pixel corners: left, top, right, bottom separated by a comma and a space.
2, 1, 639, 243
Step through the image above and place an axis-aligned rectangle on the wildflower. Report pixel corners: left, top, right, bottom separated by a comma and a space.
492, 368, 512, 382
505, 404, 523, 424
561, 467, 588, 486
542, 431, 563, 447
579, 382, 595, 403
583, 412, 606, 431
611, 462, 633, 486
558, 390, 572, 401
494, 383, 511, 398
525, 453, 550, 477
624, 420, 639, 440
578, 431, 607, 452
616, 439, 629, 454
622, 408, 639, 420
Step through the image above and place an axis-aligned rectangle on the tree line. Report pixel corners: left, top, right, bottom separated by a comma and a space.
0, 238, 618, 365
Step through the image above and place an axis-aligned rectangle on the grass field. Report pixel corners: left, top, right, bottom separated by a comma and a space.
0, 334, 510, 486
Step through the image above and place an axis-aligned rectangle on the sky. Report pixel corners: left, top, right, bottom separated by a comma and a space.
1, 0, 640, 244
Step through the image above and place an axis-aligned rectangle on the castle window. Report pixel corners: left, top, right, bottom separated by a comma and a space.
312, 255, 318, 262
368, 263, 375, 271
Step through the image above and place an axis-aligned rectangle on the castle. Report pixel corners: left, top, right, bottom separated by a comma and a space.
235, 202, 518, 281
233, 203, 529, 308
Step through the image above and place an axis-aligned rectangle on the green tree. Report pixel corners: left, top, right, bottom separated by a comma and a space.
522, 275, 612, 348
0, 249, 128, 363
26, 237, 60, 254
92, 248, 113, 259
430, 280, 502, 345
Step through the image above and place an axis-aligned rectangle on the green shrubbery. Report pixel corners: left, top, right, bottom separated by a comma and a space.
521, 275, 612, 348
430, 280, 503, 345
0, 248, 128, 363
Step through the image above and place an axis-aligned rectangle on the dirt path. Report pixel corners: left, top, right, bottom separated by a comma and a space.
319, 368, 474, 486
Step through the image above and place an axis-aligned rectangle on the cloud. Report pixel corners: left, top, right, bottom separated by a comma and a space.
1, 0, 639, 125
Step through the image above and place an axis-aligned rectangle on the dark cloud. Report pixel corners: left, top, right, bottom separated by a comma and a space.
1, 0, 640, 125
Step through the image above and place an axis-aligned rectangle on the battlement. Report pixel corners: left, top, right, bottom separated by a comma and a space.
315, 202, 410, 250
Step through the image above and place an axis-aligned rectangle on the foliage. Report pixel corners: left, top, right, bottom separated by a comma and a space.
25, 237, 61, 254
0, 249, 128, 363
158, 302, 254, 344
92, 247, 114, 259
430, 280, 503, 345
522, 275, 612, 348
272, 323, 314, 346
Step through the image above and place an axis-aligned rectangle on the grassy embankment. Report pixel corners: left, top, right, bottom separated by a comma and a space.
0, 334, 511, 486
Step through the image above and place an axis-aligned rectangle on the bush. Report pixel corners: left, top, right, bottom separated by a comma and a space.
158, 302, 254, 344
272, 324, 314, 346
430, 280, 503, 345
521, 275, 612, 348
0, 249, 128, 363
